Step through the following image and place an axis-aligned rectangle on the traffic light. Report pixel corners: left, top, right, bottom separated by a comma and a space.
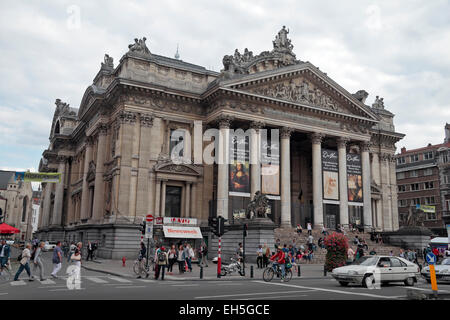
243, 223, 248, 237
209, 217, 218, 236
217, 216, 227, 237
140, 221, 146, 235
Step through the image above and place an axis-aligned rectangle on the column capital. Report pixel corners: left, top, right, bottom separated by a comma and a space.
217, 115, 233, 129
250, 121, 265, 131
98, 124, 108, 136
118, 110, 137, 124
280, 127, 293, 139
56, 155, 67, 164
139, 113, 154, 127
86, 136, 94, 146
360, 141, 371, 152
337, 137, 350, 149
310, 132, 324, 145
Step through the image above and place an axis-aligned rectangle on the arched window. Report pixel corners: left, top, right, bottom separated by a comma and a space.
22, 196, 28, 222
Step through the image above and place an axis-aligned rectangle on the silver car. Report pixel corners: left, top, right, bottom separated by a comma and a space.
332, 255, 420, 287
421, 258, 450, 283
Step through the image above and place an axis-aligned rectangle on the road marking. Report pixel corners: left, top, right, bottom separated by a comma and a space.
252, 280, 403, 299
171, 284, 199, 287
136, 279, 157, 283
10, 280, 26, 286
114, 286, 146, 289
85, 277, 108, 284
0, 293, 8, 295
217, 283, 242, 286
241, 294, 308, 300
48, 288, 86, 292
38, 279, 56, 285
108, 276, 132, 283
195, 290, 316, 299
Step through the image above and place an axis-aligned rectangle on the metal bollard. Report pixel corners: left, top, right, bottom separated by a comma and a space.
323, 265, 327, 276
297, 264, 301, 277
250, 265, 254, 278
200, 266, 203, 279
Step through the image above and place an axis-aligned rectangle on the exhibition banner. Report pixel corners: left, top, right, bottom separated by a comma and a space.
322, 149, 339, 200
15, 172, 61, 183
347, 153, 363, 202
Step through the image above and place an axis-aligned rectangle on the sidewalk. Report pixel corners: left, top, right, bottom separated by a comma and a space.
82, 259, 329, 281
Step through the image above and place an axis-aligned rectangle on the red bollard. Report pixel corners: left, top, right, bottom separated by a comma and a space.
122, 257, 126, 267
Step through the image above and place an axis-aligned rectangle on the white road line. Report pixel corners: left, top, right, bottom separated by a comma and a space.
195, 290, 316, 299
38, 279, 56, 285
0, 293, 8, 295
217, 283, 243, 286
108, 276, 132, 283
136, 279, 157, 283
48, 288, 86, 292
252, 280, 403, 299
10, 280, 26, 286
171, 284, 199, 287
85, 277, 108, 284
115, 286, 146, 289
240, 294, 308, 300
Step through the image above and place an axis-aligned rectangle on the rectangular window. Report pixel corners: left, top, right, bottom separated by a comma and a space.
397, 172, 405, 180
398, 185, 406, 192
423, 151, 434, 160
423, 168, 433, 176
409, 170, 418, 178
424, 181, 434, 189
398, 200, 407, 207
424, 197, 435, 204
397, 157, 406, 165
411, 183, 420, 191
426, 211, 437, 220
444, 175, 450, 184
412, 198, 421, 205
410, 154, 419, 163
443, 154, 449, 163
169, 129, 185, 158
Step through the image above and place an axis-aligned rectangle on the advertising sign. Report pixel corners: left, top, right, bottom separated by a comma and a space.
416, 205, 436, 213
322, 149, 339, 200
15, 172, 61, 183
347, 153, 363, 202
261, 134, 280, 196
162, 226, 203, 239
229, 134, 250, 196
163, 217, 197, 225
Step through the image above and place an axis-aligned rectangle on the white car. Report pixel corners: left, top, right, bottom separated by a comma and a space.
332, 255, 420, 287
421, 258, 450, 283
43, 241, 57, 251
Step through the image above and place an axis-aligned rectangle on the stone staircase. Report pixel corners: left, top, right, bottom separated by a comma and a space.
274, 227, 405, 264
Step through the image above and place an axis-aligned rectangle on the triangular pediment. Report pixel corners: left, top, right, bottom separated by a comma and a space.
217, 63, 379, 121
154, 161, 201, 176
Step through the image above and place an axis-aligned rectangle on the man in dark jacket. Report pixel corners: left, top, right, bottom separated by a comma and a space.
0, 240, 11, 272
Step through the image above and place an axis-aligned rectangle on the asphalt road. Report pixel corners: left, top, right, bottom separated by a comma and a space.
1, 250, 449, 300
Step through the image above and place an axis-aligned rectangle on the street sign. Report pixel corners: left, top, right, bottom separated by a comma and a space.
426, 252, 436, 265
146, 214, 153, 222
145, 214, 154, 239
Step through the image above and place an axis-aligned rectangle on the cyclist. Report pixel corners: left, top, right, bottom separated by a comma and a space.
137, 242, 147, 279
270, 247, 286, 281
0, 240, 11, 275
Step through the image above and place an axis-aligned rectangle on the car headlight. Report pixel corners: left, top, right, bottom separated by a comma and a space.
348, 270, 359, 275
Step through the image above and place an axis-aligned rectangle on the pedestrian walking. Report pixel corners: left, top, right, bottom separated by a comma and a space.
155, 247, 168, 280
167, 244, 177, 273
86, 241, 94, 261
0, 240, 11, 274
256, 245, 263, 268
67, 242, 82, 288
50, 241, 63, 279
136, 242, 147, 279
307, 234, 314, 251
200, 242, 208, 267
185, 244, 194, 271
347, 247, 355, 264
177, 245, 185, 274
13, 243, 34, 281
33, 241, 45, 281
307, 222, 312, 236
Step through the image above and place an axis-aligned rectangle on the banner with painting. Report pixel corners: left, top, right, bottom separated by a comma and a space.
261, 129, 280, 196
229, 133, 250, 196
321, 149, 339, 200
347, 153, 363, 202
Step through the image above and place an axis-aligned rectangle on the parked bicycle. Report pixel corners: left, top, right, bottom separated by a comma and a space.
220, 258, 244, 276
263, 262, 293, 282
133, 256, 155, 277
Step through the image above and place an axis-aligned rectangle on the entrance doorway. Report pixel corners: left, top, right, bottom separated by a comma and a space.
165, 186, 182, 217
324, 204, 339, 230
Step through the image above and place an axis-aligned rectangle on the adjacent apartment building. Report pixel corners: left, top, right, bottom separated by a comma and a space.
396, 124, 450, 235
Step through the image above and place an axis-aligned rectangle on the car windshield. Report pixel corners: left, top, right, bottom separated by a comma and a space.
351, 256, 378, 266
440, 258, 450, 266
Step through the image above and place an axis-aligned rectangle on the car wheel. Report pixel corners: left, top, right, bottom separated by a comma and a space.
363, 275, 375, 288
339, 281, 349, 287
404, 277, 415, 286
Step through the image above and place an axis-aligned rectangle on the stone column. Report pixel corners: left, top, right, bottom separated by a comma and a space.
280, 127, 292, 227
154, 178, 161, 216
92, 125, 108, 222
361, 141, 372, 230
190, 183, 196, 218
41, 183, 51, 228
185, 182, 191, 217
80, 137, 93, 221
389, 156, 400, 231
337, 137, 349, 227
217, 117, 231, 219
311, 133, 324, 228
161, 179, 167, 217
250, 122, 263, 199
51, 156, 66, 226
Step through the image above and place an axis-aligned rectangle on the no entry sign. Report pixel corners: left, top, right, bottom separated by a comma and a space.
146, 214, 153, 222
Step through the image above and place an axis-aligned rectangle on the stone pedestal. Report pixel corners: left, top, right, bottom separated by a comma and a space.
210, 218, 276, 262
383, 226, 432, 250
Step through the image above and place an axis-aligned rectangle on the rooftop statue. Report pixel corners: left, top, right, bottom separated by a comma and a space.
101, 54, 114, 70
372, 95, 385, 109
127, 37, 151, 57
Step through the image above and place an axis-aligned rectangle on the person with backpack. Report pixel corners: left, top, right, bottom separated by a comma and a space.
67, 242, 76, 262
155, 247, 168, 280
33, 241, 45, 281
13, 243, 34, 281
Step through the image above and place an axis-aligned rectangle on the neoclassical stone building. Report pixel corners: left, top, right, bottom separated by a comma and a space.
36, 28, 404, 258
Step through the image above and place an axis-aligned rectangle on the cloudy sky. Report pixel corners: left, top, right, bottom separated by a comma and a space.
0, 0, 449, 174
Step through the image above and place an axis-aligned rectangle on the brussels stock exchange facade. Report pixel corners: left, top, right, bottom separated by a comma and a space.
36, 27, 404, 258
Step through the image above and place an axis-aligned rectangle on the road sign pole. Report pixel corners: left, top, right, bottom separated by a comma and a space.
429, 264, 438, 298
217, 236, 221, 278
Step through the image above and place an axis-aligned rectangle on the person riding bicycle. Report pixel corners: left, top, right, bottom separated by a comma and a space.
0, 240, 11, 274
270, 247, 286, 281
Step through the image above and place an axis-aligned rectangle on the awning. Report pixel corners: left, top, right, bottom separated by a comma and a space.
0, 223, 20, 234
163, 226, 203, 239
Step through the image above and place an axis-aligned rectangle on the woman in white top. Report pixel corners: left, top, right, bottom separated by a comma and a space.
13, 243, 34, 281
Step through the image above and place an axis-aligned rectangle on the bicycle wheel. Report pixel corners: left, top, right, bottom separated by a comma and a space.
263, 267, 274, 282
284, 269, 293, 282
133, 261, 140, 275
